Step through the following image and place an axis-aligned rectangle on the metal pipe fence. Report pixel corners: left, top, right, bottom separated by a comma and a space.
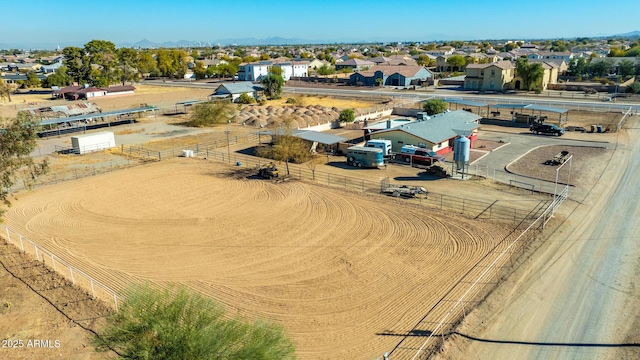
1, 224, 122, 311
401, 183, 569, 360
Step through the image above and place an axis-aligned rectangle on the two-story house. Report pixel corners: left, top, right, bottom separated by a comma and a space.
237, 61, 271, 81
464, 61, 516, 91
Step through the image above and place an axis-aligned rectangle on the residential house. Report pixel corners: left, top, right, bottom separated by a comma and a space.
0, 73, 47, 84
335, 58, 375, 71
527, 51, 572, 62
307, 58, 329, 70
529, 59, 568, 76
273, 61, 309, 80
464, 61, 516, 91
40, 62, 63, 73
53, 85, 135, 100
209, 82, 264, 102
350, 65, 433, 87
424, 49, 452, 57
368, 110, 480, 154
237, 61, 271, 81
369, 56, 392, 64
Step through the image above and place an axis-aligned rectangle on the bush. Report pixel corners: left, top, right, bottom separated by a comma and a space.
237, 93, 256, 104
627, 82, 640, 94
422, 98, 448, 115
186, 102, 235, 127
94, 284, 295, 360
339, 108, 355, 123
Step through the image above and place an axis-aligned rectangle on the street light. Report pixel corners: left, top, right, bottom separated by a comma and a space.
224, 130, 231, 163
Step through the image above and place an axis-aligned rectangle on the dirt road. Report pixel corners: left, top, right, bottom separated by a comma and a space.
435, 121, 640, 359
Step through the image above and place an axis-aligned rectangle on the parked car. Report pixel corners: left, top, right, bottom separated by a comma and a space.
400, 145, 445, 165
530, 123, 565, 136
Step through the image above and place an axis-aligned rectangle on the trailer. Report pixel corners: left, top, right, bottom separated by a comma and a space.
346, 146, 385, 168
70, 131, 116, 154
381, 185, 428, 198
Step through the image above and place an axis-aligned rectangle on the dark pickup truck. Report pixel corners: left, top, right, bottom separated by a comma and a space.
530, 123, 565, 136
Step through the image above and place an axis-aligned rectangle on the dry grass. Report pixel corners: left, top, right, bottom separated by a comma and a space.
114, 127, 146, 135
268, 95, 378, 109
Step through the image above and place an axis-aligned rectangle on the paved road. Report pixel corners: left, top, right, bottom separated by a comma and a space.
142, 79, 639, 112
446, 120, 640, 359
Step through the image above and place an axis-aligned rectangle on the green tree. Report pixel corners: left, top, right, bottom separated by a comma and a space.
627, 82, 640, 94
137, 51, 157, 77
568, 57, 588, 76
84, 40, 118, 86
588, 59, 612, 77
42, 66, 73, 88
260, 130, 311, 175
187, 102, 235, 127
192, 61, 207, 80
24, 71, 41, 88
316, 64, 335, 77
416, 55, 431, 66
93, 284, 295, 360
62, 46, 91, 84
0, 78, 16, 102
338, 108, 355, 123
237, 92, 256, 104
117, 48, 139, 85
445, 55, 466, 71
0, 112, 49, 218
262, 73, 284, 99
516, 58, 544, 91
422, 99, 448, 115
618, 59, 635, 77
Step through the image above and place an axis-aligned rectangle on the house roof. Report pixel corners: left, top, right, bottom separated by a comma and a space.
338, 58, 375, 66
214, 81, 263, 95
355, 65, 429, 78
374, 110, 480, 144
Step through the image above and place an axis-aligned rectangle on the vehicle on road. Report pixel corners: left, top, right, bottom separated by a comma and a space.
529, 123, 565, 136
346, 146, 385, 168
400, 145, 445, 165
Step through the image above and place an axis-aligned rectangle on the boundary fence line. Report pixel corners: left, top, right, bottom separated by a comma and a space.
1, 224, 122, 311
617, 106, 634, 131
402, 184, 568, 360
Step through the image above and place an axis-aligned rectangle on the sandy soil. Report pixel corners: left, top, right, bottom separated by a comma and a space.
507, 145, 612, 188
0, 239, 113, 360
3, 158, 516, 360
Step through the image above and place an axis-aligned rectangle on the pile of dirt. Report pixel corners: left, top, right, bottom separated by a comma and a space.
235, 104, 341, 128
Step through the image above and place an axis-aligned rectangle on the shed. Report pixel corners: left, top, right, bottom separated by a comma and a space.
71, 131, 116, 154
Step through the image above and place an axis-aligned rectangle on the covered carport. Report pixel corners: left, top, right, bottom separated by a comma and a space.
489, 104, 568, 125
441, 98, 489, 116
38, 106, 157, 138
260, 129, 347, 153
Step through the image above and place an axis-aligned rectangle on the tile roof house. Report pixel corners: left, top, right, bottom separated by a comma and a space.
335, 58, 376, 71
350, 65, 433, 87
464, 61, 516, 91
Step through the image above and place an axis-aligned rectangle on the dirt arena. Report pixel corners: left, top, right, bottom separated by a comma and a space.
4, 158, 514, 359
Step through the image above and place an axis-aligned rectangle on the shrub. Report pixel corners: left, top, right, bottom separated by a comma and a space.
339, 108, 355, 123
237, 93, 256, 104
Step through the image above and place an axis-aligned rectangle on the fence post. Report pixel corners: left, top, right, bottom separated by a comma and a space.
51, 254, 56, 271
462, 199, 465, 214
90, 279, 95, 298
35, 245, 39, 261
69, 266, 75, 284
159, 152, 162, 161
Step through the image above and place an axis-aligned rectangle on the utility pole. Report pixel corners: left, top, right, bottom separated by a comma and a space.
225, 130, 231, 163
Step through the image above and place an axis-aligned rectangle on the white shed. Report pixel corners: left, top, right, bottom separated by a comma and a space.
71, 131, 116, 154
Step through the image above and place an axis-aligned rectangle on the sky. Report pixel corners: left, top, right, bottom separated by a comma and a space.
2, 0, 639, 48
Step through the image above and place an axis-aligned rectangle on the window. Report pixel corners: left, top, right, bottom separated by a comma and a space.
491, 69, 495, 76
397, 141, 404, 144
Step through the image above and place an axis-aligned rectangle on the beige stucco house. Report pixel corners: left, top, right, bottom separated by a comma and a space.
464, 61, 516, 91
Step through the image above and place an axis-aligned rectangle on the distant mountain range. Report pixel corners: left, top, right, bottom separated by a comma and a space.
2, 31, 638, 50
